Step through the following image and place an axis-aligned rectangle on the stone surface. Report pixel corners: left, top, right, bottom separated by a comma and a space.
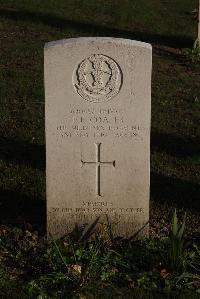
45, 37, 152, 238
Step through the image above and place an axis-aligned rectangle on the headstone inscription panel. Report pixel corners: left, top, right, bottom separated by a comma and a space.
45, 37, 152, 238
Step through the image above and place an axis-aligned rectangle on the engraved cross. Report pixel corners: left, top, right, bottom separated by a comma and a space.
81, 143, 115, 196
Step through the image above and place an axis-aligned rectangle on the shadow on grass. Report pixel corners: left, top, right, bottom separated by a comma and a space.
151, 131, 200, 158
154, 46, 190, 64
0, 136, 45, 170
0, 7, 194, 48
0, 188, 46, 232
151, 172, 200, 210
85, 288, 200, 299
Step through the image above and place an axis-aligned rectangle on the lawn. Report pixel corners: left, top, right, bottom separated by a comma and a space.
0, 0, 200, 297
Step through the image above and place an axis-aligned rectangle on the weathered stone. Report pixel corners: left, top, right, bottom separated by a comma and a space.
45, 37, 152, 238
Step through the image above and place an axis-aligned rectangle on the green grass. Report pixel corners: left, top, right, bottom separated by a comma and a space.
0, 0, 197, 38
0, 223, 200, 298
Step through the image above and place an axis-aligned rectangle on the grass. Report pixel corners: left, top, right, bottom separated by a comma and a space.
0, 0, 200, 296
0, 220, 199, 298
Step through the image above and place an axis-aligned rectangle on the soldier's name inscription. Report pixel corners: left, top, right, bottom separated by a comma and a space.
56, 107, 142, 139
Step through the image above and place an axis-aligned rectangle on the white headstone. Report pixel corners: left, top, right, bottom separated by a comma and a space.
45, 37, 152, 239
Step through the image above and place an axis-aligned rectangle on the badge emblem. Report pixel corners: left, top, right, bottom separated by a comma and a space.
73, 54, 122, 103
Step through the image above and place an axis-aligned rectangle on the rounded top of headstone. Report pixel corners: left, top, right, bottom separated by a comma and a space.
44, 37, 152, 51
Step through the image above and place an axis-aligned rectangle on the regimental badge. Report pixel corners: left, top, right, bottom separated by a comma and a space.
73, 54, 122, 103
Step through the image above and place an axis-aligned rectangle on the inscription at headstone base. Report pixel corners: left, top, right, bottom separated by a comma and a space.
45, 37, 152, 238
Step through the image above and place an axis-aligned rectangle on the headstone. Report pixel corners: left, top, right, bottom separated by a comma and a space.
45, 37, 152, 239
